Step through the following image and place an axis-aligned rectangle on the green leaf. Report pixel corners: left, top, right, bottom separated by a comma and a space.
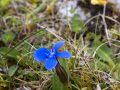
0, 47, 20, 59
93, 40, 115, 68
8, 65, 18, 77
71, 15, 84, 33
1, 32, 15, 43
52, 59, 69, 90
52, 73, 68, 90
0, 0, 10, 7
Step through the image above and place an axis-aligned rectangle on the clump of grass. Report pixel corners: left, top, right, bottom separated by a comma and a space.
0, 0, 120, 90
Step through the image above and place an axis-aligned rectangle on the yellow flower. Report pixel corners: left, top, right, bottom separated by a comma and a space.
91, 0, 107, 5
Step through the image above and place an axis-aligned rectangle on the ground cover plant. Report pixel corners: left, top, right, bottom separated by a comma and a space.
0, 0, 120, 90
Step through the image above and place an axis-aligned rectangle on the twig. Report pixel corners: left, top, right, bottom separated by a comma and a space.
102, 4, 111, 46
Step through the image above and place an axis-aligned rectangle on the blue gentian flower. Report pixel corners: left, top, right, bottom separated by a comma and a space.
33, 40, 72, 70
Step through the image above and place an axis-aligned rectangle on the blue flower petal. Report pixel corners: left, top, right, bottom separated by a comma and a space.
33, 48, 50, 62
56, 51, 72, 58
44, 57, 58, 70
53, 40, 65, 51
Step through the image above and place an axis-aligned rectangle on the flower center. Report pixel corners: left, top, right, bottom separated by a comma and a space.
49, 49, 55, 58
